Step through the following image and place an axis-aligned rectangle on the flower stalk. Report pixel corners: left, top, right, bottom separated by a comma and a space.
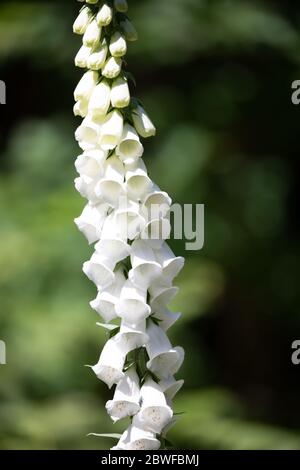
73, 0, 184, 450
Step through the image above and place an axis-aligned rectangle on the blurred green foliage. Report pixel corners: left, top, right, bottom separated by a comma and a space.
0, 0, 300, 449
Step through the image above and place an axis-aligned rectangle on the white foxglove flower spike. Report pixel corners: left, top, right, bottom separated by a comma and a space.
73, 0, 184, 450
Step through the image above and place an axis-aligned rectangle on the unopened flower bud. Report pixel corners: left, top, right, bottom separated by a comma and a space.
132, 104, 156, 138
75, 45, 92, 68
74, 70, 98, 102
102, 56, 122, 79
88, 80, 111, 118
97, 4, 113, 27
87, 40, 108, 70
73, 6, 92, 35
111, 76, 130, 108
114, 0, 128, 13
109, 32, 127, 58
83, 19, 101, 48
120, 18, 138, 42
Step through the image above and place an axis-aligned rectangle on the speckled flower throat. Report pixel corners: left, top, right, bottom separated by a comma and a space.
73, 0, 184, 450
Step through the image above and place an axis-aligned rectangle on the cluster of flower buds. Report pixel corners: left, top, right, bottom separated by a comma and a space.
73, 0, 185, 450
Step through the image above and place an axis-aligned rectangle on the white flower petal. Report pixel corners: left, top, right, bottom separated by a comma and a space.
74, 202, 109, 244
74, 70, 98, 102
106, 367, 140, 422
83, 252, 115, 289
92, 337, 126, 388
114, 421, 160, 450
111, 76, 130, 109
99, 110, 124, 150
89, 80, 111, 118
109, 31, 127, 57
146, 321, 184, 379
116, 123, 144, 164
90, 269, 126, 322
132, 104, 156, 138
136, 378, 173, 433
115, 280, 151, 326
159, 376, 184, 401
129, 239, 162, 288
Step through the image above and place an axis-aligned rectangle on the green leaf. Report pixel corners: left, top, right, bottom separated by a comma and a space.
87, 433, 122, 440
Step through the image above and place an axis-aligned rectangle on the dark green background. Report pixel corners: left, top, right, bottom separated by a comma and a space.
0, 0, 300, 449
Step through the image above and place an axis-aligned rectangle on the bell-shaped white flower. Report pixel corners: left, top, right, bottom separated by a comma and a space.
87, 40, 108, 70
110, 76, 130, 109
152, 308, 181, 332
75, 148, 107, 179
97, 4, 113, 27
154, 242, 185, 286
96, 154, 125, 205
116, 280, 151, 326
119, 320, 148, 353
95, 237, 130, 264
102, 56, 122, 79
136, 378, 173, 433
106, 367, 140, 422
74, 175, 99, 204
75, 116, 102, 151
83, 252, 115, 290
112, 420, 160, 450
159, 376, 184, 401
141, 217, 171, 250
128, 239, 162, 289
73, 6, 92, 35
146, 321, 185, 379
83, 19, 101, 48
92, 336, 126, 388
88, 80, 111, 119
75, 45, 92, 68
99, 110, 124, 150
116, 123, 144, 164
73, 99, 88, 118
125, 159, 152, 200
142, 186, 172, 222
74, 202, 109, 244
120, 18, 138, 42
114, 0, 128, 13
109, 32, 127, 58
74, 70, 98, 102
113, 200, 146, 241
132, 104, 156, 138
90, 268, 126, 322
149, 284, 179, 311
